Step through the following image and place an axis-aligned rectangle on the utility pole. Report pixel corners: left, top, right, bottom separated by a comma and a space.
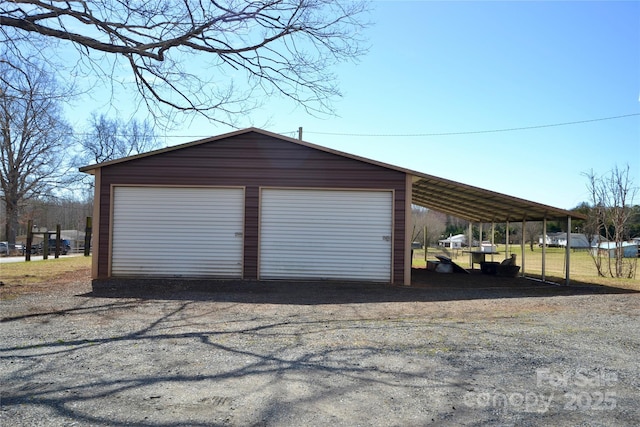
298, 127, 303, 141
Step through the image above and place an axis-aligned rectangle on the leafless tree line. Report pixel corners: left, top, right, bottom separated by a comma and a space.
0, 59, 73, 244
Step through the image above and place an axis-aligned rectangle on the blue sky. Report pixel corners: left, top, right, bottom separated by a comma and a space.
72, 1, 640, 210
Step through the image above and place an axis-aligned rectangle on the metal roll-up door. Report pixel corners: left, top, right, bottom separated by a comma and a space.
259, 189, 393, 282
111, 187, 244, 277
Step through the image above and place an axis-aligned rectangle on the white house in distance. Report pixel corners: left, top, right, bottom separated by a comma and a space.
438, 234, 466, 249
557, 233, 594, 248
539, 232, 562, 247
539, 232, 607, 249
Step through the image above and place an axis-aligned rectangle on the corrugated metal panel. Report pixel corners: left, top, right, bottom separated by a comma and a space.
111, 187, 244, 277
412, 175, 587, 223
260, 189, 392, 282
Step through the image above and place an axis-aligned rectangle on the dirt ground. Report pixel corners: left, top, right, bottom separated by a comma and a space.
1, 270, 639, 426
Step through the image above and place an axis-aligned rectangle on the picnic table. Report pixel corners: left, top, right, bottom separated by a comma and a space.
466, 251, 500, 269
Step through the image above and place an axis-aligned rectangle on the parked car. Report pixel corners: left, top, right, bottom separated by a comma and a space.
0, 241, 26, 255
31, 239, 71, 255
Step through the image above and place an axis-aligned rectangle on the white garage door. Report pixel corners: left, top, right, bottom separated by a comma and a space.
111, 187, 244, 277
259, 189, 393, 282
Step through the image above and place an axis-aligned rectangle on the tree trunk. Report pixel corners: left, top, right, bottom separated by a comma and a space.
5, 194, 19, 248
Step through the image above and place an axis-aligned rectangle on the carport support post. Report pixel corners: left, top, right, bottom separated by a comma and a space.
542, 218, 547, 282
404, 174, 413, 286
84, 216, 92, 257
491, 223, 495, 262
423, 225, 428, 262
505, 221, 510, 259
468, 222, 473, 267
565, 216, 572, 286
521, 219, 526, 277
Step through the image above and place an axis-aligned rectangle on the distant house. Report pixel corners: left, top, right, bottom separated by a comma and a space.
595, 242, 639, 258
539, 233, 606, 249
438, 234, 466, 249
539, 232, 563, 247
556, 233, 608, 248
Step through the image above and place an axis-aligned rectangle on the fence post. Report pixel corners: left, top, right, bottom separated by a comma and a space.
55, 224, 61, 259
84, 217, 92, 257
26, 220, 33, 262
43, 231, 49, 260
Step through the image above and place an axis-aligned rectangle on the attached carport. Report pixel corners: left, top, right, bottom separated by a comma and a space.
409, 173, 587, 285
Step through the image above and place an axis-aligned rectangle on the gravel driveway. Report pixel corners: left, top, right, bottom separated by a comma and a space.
1, 277, 639, 426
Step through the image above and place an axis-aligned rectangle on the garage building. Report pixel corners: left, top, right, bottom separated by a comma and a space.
80, 128, 584, 286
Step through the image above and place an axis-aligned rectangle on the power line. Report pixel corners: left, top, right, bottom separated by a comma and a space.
58, 112, 640, 138
3, 112, 637, 139
300, 113, 640, 138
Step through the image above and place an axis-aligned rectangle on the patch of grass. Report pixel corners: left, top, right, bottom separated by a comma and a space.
412, 246, 640, 290
553, 274, 640, 291
1, 256, 91, 286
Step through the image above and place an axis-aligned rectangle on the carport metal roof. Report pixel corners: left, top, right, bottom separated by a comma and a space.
410, 174, 586, 223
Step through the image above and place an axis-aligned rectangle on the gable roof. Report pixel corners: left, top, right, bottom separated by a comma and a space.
80, 127, 585, 223
438, 234, 467, 242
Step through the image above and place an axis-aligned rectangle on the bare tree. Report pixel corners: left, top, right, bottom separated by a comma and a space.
1, 1, 369, 126
73, 113, 160, 187
23, 196, 92, 234
524, 221, 542, 251
411, 206, 446, 247
0, 59, 73, 248
572, 202, 599, 247
584, 166, 638, 278
78, 113, 159, 164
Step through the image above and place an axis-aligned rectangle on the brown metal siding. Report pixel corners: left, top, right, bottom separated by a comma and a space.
244, 186, 259, 279
96, 131, 407, 283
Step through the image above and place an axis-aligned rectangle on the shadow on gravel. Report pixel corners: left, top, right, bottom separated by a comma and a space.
83, 270, 638, 304
2, 273, 638, 426
0, 299, 146, 323
4, 298, 432, 426
1, 292, 489, 426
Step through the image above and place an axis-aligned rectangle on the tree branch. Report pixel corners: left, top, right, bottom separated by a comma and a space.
1, 0, 369, 125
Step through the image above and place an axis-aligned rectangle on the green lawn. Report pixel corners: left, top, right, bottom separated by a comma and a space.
1, 255, 92, 286
1, 249, 637, 294
413, 245, 640, 290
